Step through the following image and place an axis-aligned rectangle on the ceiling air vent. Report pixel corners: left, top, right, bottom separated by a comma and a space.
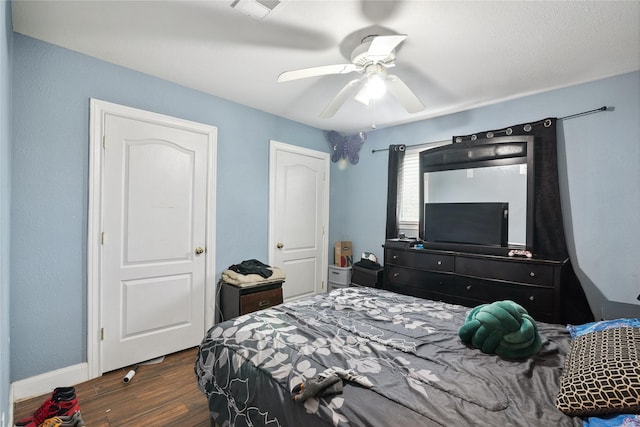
230, 0, 281, 21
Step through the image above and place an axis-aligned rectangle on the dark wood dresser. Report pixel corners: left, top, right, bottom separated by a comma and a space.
383, 243, 573, 324
220, 281, 283, 321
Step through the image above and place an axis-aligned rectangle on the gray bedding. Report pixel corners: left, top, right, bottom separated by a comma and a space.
195, 287, 581, 426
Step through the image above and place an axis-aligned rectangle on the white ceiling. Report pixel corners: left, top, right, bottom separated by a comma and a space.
11, 0, 640, 134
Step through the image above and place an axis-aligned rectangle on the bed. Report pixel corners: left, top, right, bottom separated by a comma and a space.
194, 286, 595, 426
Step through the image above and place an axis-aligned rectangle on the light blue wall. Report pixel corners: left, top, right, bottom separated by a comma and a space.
330, 71, 640, 320
1, 1, 12, 421
9, 29, 640, 383
10, 33, 327, 381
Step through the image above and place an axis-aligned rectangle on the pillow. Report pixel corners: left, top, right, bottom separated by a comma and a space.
458, 300, 541, 360
556, 326, 640, 416
567, 318, 640, 339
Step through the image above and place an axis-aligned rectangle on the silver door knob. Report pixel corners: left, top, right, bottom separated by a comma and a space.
276, 242, 284, 249
195, 247, 204, 255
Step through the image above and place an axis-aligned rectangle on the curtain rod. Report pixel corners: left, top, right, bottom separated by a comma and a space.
559, 105, 609, 120
371, 106, 611, 154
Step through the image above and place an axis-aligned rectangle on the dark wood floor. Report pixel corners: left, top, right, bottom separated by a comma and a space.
14, 347, 210, 427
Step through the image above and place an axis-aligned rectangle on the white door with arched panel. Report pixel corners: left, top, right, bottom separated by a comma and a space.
269, 141, 329, 301
89, 99, 216, 375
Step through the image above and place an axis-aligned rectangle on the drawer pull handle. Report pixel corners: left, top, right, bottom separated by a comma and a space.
529, 296, 535, 301
530, 271, 536, 277
331, 271, 340, 275
258, 300, 271, 307
393, 273, 400, 278
393, 255, 398, 260
437, 260, 442, 265
466, 285, 472, 291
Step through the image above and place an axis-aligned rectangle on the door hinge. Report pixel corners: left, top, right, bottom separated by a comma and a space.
101, 232, 105, 245
322, 280, 325, 290
100, 328, 104, 341
102, 135, 106, 149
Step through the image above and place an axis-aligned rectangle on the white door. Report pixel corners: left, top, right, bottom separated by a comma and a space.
269, 141, 329, 301
92, 101, 216, 374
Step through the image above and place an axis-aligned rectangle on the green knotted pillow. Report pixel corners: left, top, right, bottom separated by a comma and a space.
458, 300, 542, 360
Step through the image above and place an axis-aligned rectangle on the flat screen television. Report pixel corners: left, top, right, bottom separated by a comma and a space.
424, 202, 508, 247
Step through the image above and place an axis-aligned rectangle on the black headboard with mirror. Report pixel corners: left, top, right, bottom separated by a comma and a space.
418, 135, 535, 255
386, 118, 593, 324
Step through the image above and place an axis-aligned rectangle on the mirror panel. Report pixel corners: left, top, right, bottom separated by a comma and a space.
418, 135, 534, 252
424, 164, 527, 245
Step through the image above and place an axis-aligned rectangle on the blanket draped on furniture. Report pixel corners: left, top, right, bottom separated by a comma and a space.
221, 267, 286, 287
229, 259, 274, 278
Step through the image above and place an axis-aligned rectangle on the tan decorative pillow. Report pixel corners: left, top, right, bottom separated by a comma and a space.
556, 326, 640, 416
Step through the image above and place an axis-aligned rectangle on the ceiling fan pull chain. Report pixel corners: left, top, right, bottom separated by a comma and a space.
371, 99, 377, 130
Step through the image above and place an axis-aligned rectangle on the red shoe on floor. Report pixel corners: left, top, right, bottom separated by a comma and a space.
15, 387, 79, 427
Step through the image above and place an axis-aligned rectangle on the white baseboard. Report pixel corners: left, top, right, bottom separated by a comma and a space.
11, 363, 89, 403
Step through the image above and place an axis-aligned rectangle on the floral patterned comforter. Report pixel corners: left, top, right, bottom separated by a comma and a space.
195, 287, 581, 427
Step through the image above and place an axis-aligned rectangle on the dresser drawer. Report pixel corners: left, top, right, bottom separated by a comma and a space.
385, 249, 454, 273
455, 276, 553, 316
386, 283, 458, 305
220, 281, 284, 321
240, 288, 283, 314
456, 256, 555, 286
386, 266, 454, 294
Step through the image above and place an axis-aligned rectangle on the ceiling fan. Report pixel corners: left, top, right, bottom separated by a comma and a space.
277, 34, 426, 118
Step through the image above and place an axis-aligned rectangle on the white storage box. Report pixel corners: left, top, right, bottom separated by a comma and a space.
328, 265, 351, 291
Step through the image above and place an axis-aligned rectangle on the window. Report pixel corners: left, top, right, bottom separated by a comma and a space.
397, 140, 450, 237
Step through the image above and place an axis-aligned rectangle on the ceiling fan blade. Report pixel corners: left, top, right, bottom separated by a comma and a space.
367, 34, 407, 60
386, 75, 425, 113
277, 63, 358, 83
319, 79, 363, 118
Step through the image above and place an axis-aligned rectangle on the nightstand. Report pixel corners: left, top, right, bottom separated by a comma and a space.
220, 281, 283, 321
351, 263, 383, 288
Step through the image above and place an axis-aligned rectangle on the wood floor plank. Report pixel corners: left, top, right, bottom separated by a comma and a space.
13, 347, 210, 427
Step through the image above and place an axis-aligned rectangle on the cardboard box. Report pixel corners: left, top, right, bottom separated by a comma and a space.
334, 241, 353, 267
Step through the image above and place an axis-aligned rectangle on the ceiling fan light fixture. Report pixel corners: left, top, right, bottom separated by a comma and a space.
366, 72, 386, 99
278, 34, 422, 117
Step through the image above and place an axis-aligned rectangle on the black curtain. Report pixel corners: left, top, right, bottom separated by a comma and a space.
386, 145, 405, 239
531, 119, 568, 260
452, 118, 567, 260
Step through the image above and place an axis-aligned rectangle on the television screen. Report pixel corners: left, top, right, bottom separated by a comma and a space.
424, 202, 508, 247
